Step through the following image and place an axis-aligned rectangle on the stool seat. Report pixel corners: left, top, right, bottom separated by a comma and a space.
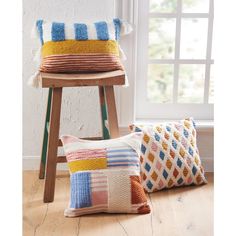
38, 70, 125, 88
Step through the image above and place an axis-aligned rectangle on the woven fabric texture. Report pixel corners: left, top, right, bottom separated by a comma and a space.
61, 133, 150, 217
129, 118, 207, 193
35, 19, 127, 73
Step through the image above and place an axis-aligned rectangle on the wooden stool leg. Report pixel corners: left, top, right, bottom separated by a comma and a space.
44, 87, 62, 203
104, 86, 119, 138
39, 88, 52, 179
99, 86, 110, 139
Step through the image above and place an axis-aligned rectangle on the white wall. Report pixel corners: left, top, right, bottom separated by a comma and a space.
23, 0, 116, 158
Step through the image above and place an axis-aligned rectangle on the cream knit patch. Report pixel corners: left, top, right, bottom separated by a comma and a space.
106, 170, 131, 213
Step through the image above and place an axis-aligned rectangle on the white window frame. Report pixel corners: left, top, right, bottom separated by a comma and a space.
115, 0, 214, 126
136, 0, 214, 120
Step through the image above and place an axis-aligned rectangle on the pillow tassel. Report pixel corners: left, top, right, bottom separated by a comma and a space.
27, 71, 41, 88
121, 21, 133, 35
119, 45, 127, 61
30, 23, 38, 39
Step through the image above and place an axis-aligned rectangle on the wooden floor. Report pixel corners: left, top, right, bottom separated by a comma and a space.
23, 171, 213, 236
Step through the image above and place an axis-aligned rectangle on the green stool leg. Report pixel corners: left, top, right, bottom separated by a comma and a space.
39, 88, 52, 179
99, 86, 110, 139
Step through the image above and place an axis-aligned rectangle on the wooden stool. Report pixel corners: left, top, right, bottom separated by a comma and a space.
38, 70, 125, 203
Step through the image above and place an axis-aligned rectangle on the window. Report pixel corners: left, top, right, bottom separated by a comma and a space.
135, 0, 214, 120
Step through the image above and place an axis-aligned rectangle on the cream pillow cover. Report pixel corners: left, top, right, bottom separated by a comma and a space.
61, 133, 150, 217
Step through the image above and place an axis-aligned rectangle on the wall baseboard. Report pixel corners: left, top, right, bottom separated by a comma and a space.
23, 156, 214, 172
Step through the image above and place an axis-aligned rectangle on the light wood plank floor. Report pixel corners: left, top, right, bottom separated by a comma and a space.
23, 171, 213, 236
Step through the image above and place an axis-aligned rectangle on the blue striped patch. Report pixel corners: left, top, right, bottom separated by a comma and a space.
36, 20, 44, 45
74, 23, 88, 40
51, 22, 65, 41
94, 21, 109, 40
70, 172, 92, 208
107, 147, 139, 168
108, 159, 138, 163
107, 148, 136, 153
107, 154, 138, 158
113, 18, 121, 40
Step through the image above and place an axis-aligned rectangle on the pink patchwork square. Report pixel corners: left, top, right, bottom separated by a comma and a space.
92, 191, 108, 205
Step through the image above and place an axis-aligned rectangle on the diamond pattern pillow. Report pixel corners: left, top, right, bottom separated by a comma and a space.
61, 133, 150, 217
129, 118, 207, 192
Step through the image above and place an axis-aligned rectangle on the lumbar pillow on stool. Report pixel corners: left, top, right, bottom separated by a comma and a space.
29, 19, 132, 87
129, 118, 207, 193
60, 133, 150, 217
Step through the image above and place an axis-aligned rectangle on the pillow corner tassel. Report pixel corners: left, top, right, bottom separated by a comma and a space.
121, 21, 133, 36
30, 23, 38, 39
119, 45, 127, 61
28, 46, 42, 88
27, 71, 41, 88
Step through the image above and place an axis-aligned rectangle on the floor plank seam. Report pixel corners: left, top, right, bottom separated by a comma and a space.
148, 194, 154, 236
116, 216, 128, 236
76, 217, 81, 236
34, 203, 49, 236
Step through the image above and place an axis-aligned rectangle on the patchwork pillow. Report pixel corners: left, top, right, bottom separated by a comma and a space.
129, 118, 207, 192
35, 19, 130, 73
60, 133, 150, 217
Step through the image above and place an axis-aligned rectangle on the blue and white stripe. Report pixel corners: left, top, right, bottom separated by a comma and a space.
107, 147, 140, 168
74, 23, 88, 40
37, 19, 122, 44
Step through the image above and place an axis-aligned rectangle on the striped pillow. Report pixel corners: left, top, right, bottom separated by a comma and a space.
61, 133, 150, 217
36, 19, 128, 73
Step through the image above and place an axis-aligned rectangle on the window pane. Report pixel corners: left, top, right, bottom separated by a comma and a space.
150, 0, 177, 13
209, 65, 214, 103
182, 0, 209, 13
178, 64, 205, 103
147, 64, 174, 103
149, 18, 176, 59
180, 18, 208, 59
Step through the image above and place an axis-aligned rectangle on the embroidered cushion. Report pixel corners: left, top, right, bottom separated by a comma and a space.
129, 118, 207, 192
35, 19, 129, 73
60, 133, 150, 217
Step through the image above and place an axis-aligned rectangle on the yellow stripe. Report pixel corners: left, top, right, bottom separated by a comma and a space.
68, 158, 107, 173
42, 40, 119, 57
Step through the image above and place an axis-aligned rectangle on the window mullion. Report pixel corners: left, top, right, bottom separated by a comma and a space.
149, 13, 209, 18
148, 59, 212, 64
204, 0, 214, 104
173, 0, 182, 104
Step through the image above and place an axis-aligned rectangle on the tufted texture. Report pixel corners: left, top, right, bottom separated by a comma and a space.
129, 118, 207, 192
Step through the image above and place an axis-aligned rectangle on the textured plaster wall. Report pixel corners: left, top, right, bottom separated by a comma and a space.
23, 0, 115, 157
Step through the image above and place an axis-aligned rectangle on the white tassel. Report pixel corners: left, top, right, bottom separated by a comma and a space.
31, 23, 38, 39
121, 21, 133, 36
119, 45, 127, 61
27, 71, 41, 88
